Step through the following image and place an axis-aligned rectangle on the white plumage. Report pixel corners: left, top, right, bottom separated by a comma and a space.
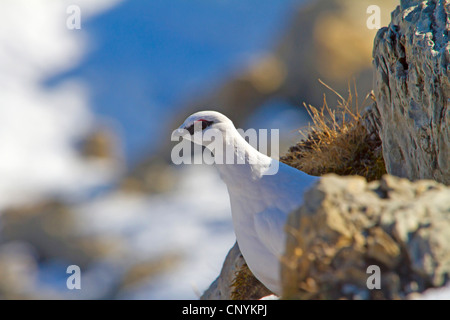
174, 111, 319, 295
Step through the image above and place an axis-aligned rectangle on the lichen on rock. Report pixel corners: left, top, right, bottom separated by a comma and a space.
200, 242, 272, 300
372, 0, 450, 184
282, 174, 450, 299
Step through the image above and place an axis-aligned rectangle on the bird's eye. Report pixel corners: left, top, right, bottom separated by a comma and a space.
186, 120, 214, 135
200, 120, 214, 130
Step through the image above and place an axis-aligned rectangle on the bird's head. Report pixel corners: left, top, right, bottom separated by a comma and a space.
173, 110, 234, 147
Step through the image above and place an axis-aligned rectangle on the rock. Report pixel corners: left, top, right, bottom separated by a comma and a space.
79, 128, 117, 160
1, 201, 103, 268
282, 174, 450, 299
0, 242, 40, 299
200, 242, 242, 300
119, 159, 177, 194
372, 0, 450, 184
200, 242, 272, 300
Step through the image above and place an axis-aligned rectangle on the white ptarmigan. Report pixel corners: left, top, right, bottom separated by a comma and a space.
173, 111, 319, 295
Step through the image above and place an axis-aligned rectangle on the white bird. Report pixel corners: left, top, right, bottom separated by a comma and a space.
173, 110, 319, 295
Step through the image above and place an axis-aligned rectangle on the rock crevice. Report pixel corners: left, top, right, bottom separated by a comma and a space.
372, 0, 449, 184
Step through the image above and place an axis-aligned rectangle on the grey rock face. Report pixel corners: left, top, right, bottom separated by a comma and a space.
372, 0, 450, 184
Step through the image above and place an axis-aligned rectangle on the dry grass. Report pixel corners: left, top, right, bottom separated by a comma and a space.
230, 263, 272, 300
280, 80, 386, 182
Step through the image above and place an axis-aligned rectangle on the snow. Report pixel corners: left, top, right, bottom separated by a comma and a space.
416, 284, 450, 300
0, 0, 121, 209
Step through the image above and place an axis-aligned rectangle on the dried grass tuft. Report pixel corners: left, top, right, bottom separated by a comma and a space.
280, 80, 386, 181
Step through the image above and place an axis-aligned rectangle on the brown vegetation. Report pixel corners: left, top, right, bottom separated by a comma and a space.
281, 81, 386, 182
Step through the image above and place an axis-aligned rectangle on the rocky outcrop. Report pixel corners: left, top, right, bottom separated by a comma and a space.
200, 242, 272, 300
372, 0, 450, 184
282, 174, 450, 299
203, 173, 450, 300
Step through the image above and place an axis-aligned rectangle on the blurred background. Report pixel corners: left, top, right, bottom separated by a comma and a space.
0, 0, 397, 299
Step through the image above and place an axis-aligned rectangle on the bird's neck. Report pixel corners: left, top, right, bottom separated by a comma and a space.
208, 128, 275, 185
